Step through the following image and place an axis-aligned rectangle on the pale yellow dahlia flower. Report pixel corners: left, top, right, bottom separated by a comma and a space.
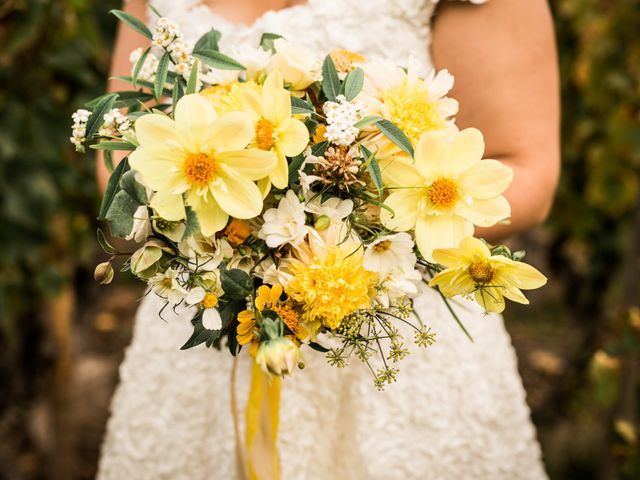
380, 128, 513, 260
129, 94, 277, 236
243, 71, 309, 189
267, 38, 321, 91
429, 236, 547, 313
358, 57, 458, 159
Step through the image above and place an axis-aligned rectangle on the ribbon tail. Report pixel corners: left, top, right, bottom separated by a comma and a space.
246, 361, 281, 480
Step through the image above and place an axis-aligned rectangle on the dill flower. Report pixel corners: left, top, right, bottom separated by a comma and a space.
428, 236, 547, 313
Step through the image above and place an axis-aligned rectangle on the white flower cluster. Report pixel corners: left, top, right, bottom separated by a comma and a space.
70, 108, 90, 151
168, 38, 196, 78
129, 47, 159, 82
99, 108, 133, 137
322, 94, 364, 146
152, 17, 181, 48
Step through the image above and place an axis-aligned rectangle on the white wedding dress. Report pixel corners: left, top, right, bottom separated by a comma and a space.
98, 1, 548, 479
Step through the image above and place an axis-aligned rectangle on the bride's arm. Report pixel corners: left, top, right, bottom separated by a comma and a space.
97, 0, 149, 192
432, 0, 560, 241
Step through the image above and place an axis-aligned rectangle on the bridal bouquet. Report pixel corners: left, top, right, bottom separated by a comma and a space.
75, 10, 547, 391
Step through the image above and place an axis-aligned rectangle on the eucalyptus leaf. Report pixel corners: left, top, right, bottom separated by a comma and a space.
194, 29, 221, 52
376, 119, 414, 157
291, 96, 316, 115
84, 93, 118, 140
98, 158, 130, 220
119, 169, 147, 205
342, 67, 364, 101
105, 190, 139, 237
192, 49, 246, 70
321, 55, 340, 101
110, 9, 152, 39
154, 51, 170, 101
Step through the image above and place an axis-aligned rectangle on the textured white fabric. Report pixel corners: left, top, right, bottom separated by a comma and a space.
98, 1, 548, 479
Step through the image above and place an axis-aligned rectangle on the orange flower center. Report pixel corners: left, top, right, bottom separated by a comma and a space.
428, 178, 460, 210
373, 240, 392, 253
224, 219, 253, 246
202, 292, 219, 309
330, 49, 366, 73
468, 262, 495, 284
255, 118, 275, 150
184, 152, 217, 186
272, 301, 301, 334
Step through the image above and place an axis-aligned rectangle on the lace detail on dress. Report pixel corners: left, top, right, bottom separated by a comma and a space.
98, 1, 547, 479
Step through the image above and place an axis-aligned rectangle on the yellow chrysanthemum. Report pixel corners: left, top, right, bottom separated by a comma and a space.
237, 310, 260, 356
129, 94, 277, 236
380, 128, 513, 260
285, 247, 378, 332
429, 236, 547, 313
243, 70, 309, 190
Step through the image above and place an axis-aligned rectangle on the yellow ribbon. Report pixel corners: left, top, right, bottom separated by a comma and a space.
232, 357, 282, 480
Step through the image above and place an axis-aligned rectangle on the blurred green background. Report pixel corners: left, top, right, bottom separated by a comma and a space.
0, 0, 639, 478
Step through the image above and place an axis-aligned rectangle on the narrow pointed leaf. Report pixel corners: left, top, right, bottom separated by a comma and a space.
110, 10, 152, 39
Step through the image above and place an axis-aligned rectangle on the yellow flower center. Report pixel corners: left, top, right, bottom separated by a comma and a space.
428, 178, 460, 210
272, 301, 301, 334
373, 240, 392, 253
286, 249, 377, 330
330, 49, 366, 73
468, 262, 495, 284
202, 292, 219, 309
184, 152, 217, 187
255, 118, 275, 150
382, 78, 446, 145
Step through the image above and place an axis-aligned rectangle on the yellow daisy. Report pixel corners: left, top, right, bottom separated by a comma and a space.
380, 128, 513, 261
129, 94, 277, 236
429, 236, 547, 313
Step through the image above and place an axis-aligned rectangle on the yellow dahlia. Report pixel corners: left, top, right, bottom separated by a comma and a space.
242, 70, 309, 189
129, 94, 277, 236
429, 236, 547, 313
380, 128, 513, 261
358, 58, 458, 159
200, 80, 261, 116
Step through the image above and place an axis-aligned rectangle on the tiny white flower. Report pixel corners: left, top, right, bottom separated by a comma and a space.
258, 190, 308, 248
376, 268, 423, 308
322, 95, 364, 146
185, 286, 222, 330
148, 267, 187, 304
303, 192, 353, 224
364, 232, 416, 276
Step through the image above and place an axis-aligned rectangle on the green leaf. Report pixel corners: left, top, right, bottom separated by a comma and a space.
311, 141, 328, 156
321, 55, 340, 101
90, 141, 137, 152
308, 342, 330, 353
110, 76, 174, 97
194, 29, 221, 52
220, 264, 252, 300
192, 49, 246, 70
110, 9, 152, 39
85, 93, 118, 140
354, 115, 383, 129
186, 59, 199, 94
103, 150, 114, 174
180, 312, 221, 350
288, 153, 305, 184
148, 4, 163, 18
154, 51, 170, 101
132, 47, 150, 87
360, 145, 383, 196
260, 32, 283, 53
171, 77, 184, 107
105, 190, 139, 237
119, 169, 147, 205
291, 96, 316, 115
182, 206, 200, 240
97, 228, 117, 255
342, 67, 364, 101
376, 119, 414, 157
98, 158, 130, 220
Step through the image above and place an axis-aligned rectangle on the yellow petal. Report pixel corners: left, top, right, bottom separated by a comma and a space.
217, 148, 278, 181
189, 192, 228, 236
238, 310, 255, 323
445, 128, 485, 175
174, 94, 217, 130
150, 191, 186, 221
432, 247, 469, 269
413, 130, 451, 180
379, 156, 422, 188
474, 287, 505, 313
380, 189, 421, 231
277, 118, 309, 157
497, 259, 547, 290
257, 177, 272, 198
212, 175, 263, 219
415, 214, 473, 261
203, 112, 254, 151
269, 284, 283, 304
460, 159, 513, 199
129, 148, 186, 192
454, 196, 511, 228
502, 286, 530, 305
135, 113, 181, 148
268, 149, 289, 190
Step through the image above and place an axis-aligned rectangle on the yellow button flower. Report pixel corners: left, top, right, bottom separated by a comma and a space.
379, 128, 513, 260
129, 94, 278, 237
429, 236, 547, 313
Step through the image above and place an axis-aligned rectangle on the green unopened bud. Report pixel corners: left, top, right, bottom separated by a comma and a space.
94, 261, 114, 285
314, 215, 331, 231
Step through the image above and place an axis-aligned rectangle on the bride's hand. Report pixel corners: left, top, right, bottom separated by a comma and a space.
432, 0, 560, 241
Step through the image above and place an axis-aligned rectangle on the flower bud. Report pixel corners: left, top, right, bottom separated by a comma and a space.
314, 215, 331, 231
255, 336, 300, 377
94, 262, 114, 285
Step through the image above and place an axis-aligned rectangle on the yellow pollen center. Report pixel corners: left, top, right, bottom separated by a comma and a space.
468, 263, 495, 284
272, 302, 301, 333
330, 49, 367, 73
184, 153, 217, 186
382, 79, 446, 145
202, 292, 219, 309
373, 240, 392, 253
428, 178, 460, 210
255, 118, 275, 150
